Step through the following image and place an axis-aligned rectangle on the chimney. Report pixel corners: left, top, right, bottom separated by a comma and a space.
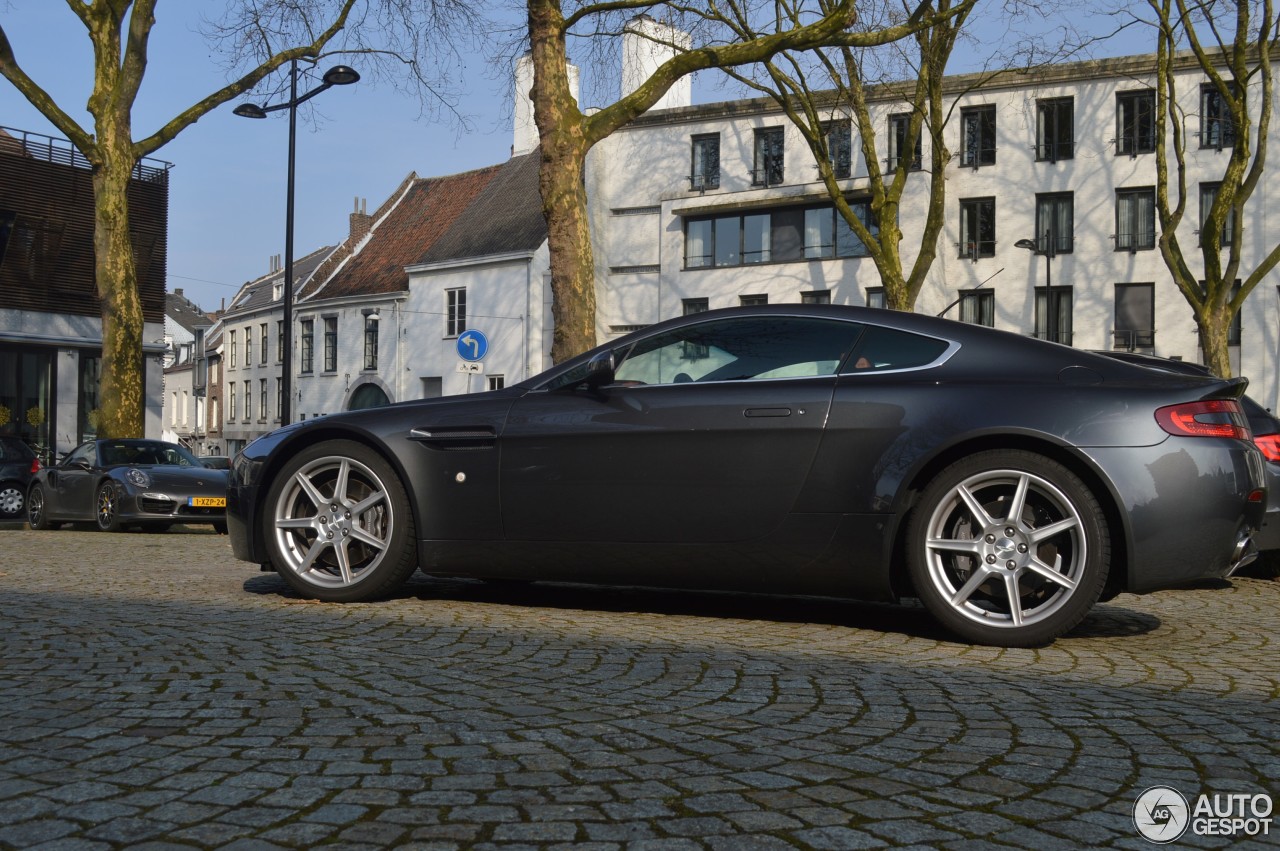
513, 52, 579, 157
622, 15, 691, 111
174, 288, 183, 299
349, 196, 372, 242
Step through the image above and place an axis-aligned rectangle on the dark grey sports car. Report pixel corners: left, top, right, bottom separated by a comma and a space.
29, 439, 229, 533
227, 306, 1267, 646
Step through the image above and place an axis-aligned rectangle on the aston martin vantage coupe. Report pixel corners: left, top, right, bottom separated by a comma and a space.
227, 305, 1266, 646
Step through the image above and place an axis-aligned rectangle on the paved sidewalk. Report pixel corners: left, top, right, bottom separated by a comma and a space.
0, 529, 1277, 849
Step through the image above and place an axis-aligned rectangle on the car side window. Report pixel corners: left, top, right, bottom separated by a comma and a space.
615, 317, 864, 386
844, 324, 951, 372
65, 443, 96, 467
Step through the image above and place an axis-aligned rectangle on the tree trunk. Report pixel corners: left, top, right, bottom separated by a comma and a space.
1197, 306, 1232, 379
528, 0, 597, 364
92, 155, 145, 438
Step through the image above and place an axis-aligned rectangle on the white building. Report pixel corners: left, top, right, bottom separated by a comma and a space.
584, 46, 1280, 411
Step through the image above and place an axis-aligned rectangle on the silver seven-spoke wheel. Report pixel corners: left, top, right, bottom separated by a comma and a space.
264, 439, 418, 602
907, 449, 1109, 647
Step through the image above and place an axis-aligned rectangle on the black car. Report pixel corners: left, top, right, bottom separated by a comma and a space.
28, 438, 229, 533
0, 436, 40, 520
1095, 350, 1280, 571
228, 306, 1266, 646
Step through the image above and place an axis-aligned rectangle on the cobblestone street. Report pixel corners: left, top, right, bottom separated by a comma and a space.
1, 528, 1277, 849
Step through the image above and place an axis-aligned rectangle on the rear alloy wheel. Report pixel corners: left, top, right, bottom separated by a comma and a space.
96, 483, 126, 532
27, 484, 55, 530
907, 450, 1109, 647
263, 440, 417, 602
0, 482, 23, 519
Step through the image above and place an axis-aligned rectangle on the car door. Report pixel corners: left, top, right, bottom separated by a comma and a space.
500, 314, 865, 543
50, 441, 99, 520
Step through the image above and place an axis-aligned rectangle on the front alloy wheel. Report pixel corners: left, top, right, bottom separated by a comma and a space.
907, 450, 1109, 647
27, 484, 53, 530
264, 440, 417, 602
97, 483, 125, 532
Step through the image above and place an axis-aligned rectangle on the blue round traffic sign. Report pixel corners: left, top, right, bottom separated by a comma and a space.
456, 329, 489, 362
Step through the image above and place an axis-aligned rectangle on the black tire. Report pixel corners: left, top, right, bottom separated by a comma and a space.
906, 449, 1110, 647
262, 439, 417, 602
96, 482, 126, 532
0, 480, 24, 519
27, 484, 55, 530
212, 520, 228, 535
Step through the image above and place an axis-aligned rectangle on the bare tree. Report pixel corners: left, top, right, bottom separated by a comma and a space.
0, 0, 477, 438
1144, 0, 1279, 377
525, 0, 972, 364
718, 0, 976, 311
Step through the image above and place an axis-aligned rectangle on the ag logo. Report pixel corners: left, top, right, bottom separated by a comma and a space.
1134, 786, 1190, 843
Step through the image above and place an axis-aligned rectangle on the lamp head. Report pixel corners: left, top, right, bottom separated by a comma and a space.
1014, 238, 1037, 251
322, 66, 360, 86
233, 103, 268, 119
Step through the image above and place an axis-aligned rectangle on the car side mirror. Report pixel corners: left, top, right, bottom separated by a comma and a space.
583, 351, 617, 390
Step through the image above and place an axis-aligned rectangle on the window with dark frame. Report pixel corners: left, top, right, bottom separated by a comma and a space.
887, 112, 922, 171
1036, 97, 1074, 162
323, 317, 337, 372
685, 212, 771, 268
299, 319, 314, 373
1116, 188, 1156, 251
1200, 84, 1236, 149
1114, 282, 1155, 351
691, 134, 720, 190
959, 197, 996, 259
753, 127, 785, 186
959, 106, 996, 167
866, 287, 885, 309
276, 321, 284, 363
229, 330, 237, 368
682, 298, 710, 359
446, 288, 467, 338
801, 290, 831, 305
275, 380, 282, 422
1117, 90, 1156, 156
739, 294, 768, 306
1034, 192, 1074, 254
259, 323, 268, 365
823, 119, 852, 179
804, 203, 875, 259
259, 379, 267, 422
228, 379, 236, 419
1035, 287, 1073, 344
243, 381, 252, 422
244, 326, 252, 366
488, 375, 505, 391
364, 314, 379, 370
1199, 182, 1236, 247
959, 290, 994, 326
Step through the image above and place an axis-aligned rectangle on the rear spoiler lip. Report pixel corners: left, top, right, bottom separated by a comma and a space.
1201, 376, 1250, 400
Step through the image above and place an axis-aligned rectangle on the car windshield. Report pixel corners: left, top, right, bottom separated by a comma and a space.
99, 441, 202, 468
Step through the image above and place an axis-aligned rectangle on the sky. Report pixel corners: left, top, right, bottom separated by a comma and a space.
0, 2, 1143, 316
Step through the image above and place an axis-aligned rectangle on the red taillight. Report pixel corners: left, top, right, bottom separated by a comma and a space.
1254, 432, 1280, 463
1154, 399, 1251, 441
29, 457, 41, 474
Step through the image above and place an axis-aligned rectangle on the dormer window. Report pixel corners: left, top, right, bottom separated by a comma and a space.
273, 283, 284, 301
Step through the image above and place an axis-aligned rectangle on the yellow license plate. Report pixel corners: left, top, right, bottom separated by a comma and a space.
189, 497, 226, 508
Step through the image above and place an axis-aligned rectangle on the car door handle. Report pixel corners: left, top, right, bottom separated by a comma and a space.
744, 407, 792, 418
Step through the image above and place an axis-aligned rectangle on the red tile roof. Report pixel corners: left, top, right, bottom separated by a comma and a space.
302, 164, 504, 301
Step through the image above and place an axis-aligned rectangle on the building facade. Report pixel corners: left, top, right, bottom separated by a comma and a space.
584, 47, 1280, 412
0, 127, 171, 463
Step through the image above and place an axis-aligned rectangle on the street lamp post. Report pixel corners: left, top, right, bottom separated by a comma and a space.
234, 60, 359, 426
1016, 231, 1058, 344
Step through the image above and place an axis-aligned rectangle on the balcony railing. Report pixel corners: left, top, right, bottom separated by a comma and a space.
1, 126, 172, 184
1113, 329, 1156, 352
